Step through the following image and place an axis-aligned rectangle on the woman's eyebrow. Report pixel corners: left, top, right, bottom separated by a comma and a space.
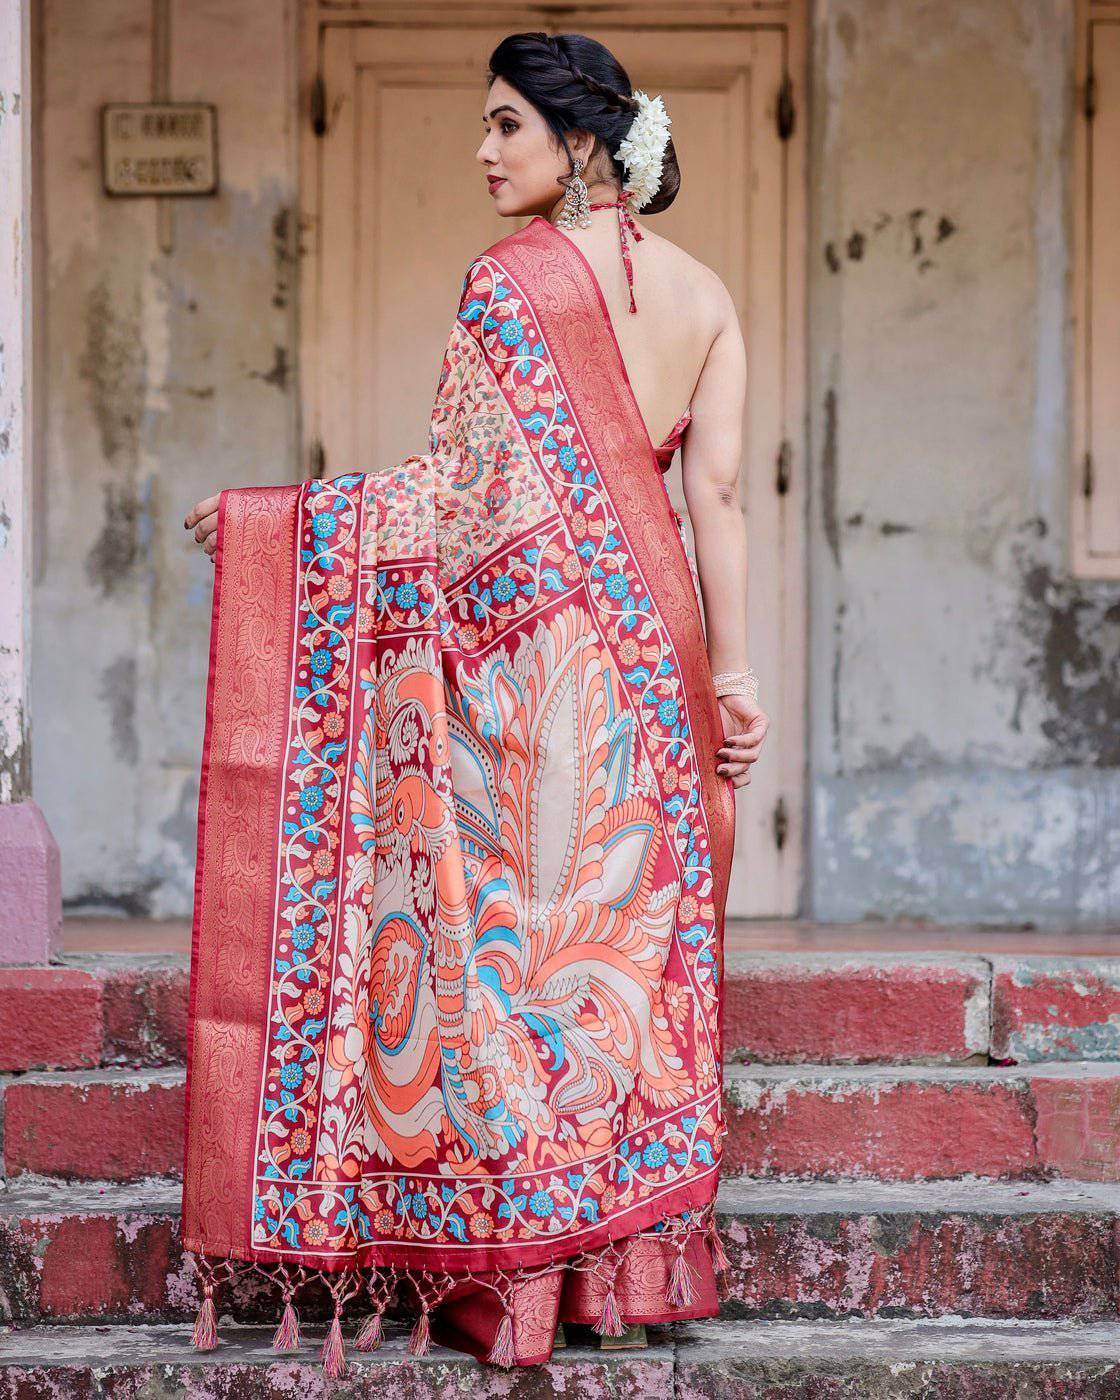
483, 104, 521, 123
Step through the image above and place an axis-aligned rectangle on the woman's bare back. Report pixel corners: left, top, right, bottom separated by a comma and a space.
551, 215, 740, 453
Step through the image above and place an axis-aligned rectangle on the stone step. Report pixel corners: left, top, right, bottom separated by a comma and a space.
3, 1175, 1117, 1327
0, 957, 188, 1072
3, 953, 1120, 1073
676, 1319, 1120, 1394
2, 1068, 186, 1180
5, 1062, 1120, 1184
0, 1320, 1118, 1394
722, 951, 990, 1063
990, 956, 1120, 1062
722, 1061, 1120, 1182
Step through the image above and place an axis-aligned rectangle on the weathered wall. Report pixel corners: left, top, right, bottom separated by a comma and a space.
808, 0, 1120, 924
32, 0, 297, 914
32, 0, 1119, 924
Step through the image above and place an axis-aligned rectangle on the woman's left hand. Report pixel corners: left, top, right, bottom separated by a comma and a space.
716, 696, 769, 788
184, 494, 222, 561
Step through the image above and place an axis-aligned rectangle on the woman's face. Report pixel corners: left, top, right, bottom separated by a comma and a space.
477, 77, 595, 218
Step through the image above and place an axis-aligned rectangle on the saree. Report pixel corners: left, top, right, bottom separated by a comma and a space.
181, 213, 737, 1371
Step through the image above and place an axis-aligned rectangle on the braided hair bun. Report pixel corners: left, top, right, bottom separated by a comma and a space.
487, 32, 680, 214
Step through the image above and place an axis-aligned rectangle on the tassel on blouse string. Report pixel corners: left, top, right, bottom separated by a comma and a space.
588, 192, 644, 314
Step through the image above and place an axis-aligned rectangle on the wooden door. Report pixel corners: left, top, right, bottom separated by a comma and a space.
1074, 5, 1120, 577
302, 9, 806, 916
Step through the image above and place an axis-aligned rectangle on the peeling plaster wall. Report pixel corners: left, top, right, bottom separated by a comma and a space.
31, 0, 1120, 925
808, 0, 1120, 924
32, 0, 297, 915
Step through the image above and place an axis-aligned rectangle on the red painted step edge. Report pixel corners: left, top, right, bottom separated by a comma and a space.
0, 968, 102, 1072
722, 956, 988, 1064
4, 1067, 1120, 1185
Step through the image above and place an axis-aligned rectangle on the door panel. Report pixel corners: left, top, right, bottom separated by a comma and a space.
308, 18, 803, 915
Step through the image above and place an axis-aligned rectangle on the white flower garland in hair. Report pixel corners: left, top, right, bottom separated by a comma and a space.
615, 90, 671, 211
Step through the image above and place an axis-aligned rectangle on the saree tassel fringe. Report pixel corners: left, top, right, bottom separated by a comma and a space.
182, 1218, 719, 1368
487, 1310, 516, 1369
667, 1247, 696, 1309
320, 1313, 346, 1379
271, 1299, 301, 1354
353, 1309, 384, 1353
707, 1217, 732, 1298
191, 1285, 218, 1352
355, 1268, 394, 1352
191, 1257, 237, 1352
319, 1272, 361, 1377
592, 1246, 627, 1338
594, 1287, 625, 1338
408, 1310, 433, 1357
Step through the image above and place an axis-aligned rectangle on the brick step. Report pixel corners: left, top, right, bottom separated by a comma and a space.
722, 952, 990, 1064
0, 1319, 1118, 1394
3, 1175, 1117, 1327
5, 1062, 1120, 1184
3, 1068, 186, 1180
731, 953, 1120, 1064
3, 953, 1120, 1073
0, 957, 187, 1072
723, 1062, 1120, 1182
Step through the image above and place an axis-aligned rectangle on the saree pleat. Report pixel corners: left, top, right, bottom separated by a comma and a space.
182, 215, 736, 1367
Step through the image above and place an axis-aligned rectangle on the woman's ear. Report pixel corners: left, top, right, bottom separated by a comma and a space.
569, 127, 598, 167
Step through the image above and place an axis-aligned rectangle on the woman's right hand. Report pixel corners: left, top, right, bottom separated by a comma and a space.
715, 695, 769, 788
184, 494, 221, 561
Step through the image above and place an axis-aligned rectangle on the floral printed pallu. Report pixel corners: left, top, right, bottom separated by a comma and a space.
182, 214, 737, 1371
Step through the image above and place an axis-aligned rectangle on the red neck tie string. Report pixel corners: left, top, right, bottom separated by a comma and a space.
588, 192, 644, 314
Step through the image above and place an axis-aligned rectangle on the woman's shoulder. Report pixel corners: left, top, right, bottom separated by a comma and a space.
638, 227, 737, 335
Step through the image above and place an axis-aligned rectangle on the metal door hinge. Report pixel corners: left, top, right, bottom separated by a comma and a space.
776, 438, 792, 495
1085, 68, 1097, 122
311, 73, 327, 137
310, 437, 326, 480
1083, 450, 1094, 498
772, 795, 789, 851
777, 74, 795, 141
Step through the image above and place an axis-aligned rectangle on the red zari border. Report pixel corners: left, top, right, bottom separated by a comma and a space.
182, 485, 302, 1258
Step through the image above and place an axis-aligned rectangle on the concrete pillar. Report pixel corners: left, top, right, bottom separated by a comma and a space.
0, 1, 60, 964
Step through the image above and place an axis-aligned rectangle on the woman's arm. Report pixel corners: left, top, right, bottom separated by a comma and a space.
681, 280, 749, 676
681, 278, 767, 788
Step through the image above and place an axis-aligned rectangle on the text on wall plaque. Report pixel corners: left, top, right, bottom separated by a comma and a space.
101, 103, 218, 196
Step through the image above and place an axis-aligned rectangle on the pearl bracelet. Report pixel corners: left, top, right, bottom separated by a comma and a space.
711, 667, 759, 703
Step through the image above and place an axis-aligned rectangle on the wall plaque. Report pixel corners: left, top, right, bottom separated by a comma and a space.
101, 103, 218, 196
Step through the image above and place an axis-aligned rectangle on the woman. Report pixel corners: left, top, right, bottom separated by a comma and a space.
180, 30, 766, 1373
